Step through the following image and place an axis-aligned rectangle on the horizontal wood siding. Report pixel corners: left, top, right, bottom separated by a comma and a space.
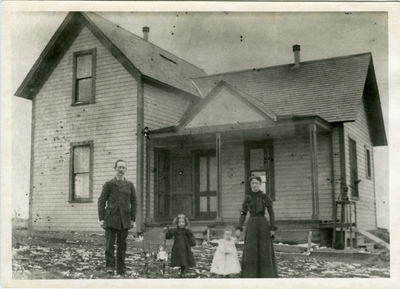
344, 102, 376, 230
30, 27, 137, 232
144, 84, 192, 130
274, 136, 313, 220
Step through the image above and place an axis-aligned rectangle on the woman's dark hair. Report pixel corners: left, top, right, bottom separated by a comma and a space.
249, 175, 262, 184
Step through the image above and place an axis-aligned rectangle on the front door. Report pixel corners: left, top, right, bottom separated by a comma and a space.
194, 151, 217, 220
170, 156, 195, 219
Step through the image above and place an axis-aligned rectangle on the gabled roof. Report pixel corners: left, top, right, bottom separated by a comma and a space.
191, 52, 387, 146
177, 81, 277, 130
192, 53, 372, 123
15, 12, 206, 99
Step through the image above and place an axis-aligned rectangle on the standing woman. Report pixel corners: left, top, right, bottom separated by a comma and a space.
235, 176, 278, 278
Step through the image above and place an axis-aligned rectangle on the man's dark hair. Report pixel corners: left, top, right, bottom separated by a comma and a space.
114, 159, 126, 168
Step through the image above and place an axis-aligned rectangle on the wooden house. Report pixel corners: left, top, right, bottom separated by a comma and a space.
15, 12, 387, 245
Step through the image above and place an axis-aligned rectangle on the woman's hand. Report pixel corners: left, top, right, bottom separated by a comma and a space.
235, 229, 241, 238
162, 227, 168, 233
270, 231, 275, 239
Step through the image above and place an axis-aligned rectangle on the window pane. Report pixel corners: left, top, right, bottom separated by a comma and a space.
77, 79, 92, 102
199, 157, 207, 191
250, 148, 264, 170
200, 196, 207, 212
209, 156, 217, 191
74, 146, 90, 173
74, 173, 89, 198
209, 196, 217, 212
76, 54, 92, 78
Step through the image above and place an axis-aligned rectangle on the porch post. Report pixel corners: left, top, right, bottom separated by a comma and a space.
309, 124, 319, 220
136, 79, 144, 233
216, 132, 223, 222
145, 141, 151, 221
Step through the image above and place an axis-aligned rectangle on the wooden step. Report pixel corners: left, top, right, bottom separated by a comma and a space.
358, 243, 375, 251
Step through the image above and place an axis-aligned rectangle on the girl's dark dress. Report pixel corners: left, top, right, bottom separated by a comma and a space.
166, 228, 196, 268
236, 190, 278, 278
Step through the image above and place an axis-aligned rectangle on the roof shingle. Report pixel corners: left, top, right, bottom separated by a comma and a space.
192, 53, 372, 123
83, 13, 206, 96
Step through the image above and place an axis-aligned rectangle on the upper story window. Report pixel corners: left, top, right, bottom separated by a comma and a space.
72, 49, 96, 105
69, 141, 93, 202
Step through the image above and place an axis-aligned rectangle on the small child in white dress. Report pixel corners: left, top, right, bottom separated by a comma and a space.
210, 228, 241, 277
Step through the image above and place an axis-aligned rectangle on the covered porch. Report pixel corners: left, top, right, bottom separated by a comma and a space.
144, 115, 334, 227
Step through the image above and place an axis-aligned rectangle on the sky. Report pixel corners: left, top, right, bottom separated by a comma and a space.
8, 8, 390, 229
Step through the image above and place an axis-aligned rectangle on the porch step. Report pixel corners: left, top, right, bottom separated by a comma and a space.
358, 243, 375, 251
206, 223, 322, 245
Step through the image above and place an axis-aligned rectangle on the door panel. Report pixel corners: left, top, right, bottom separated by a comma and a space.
171, 194, 193, 218
170, 156, 194, 219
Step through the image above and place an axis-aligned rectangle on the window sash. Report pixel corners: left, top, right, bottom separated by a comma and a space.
73, 49, 96, 105
70, 141, 93, 202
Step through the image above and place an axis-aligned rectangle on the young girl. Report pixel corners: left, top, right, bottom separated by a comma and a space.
210, 228, 241, 277
235, 176, 278, 278
163, 214, 196, 278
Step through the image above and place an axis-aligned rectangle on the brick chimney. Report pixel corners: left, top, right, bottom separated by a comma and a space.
143, 26, 150, 41
293, 44, 300, 67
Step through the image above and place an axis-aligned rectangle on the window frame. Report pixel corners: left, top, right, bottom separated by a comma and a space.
72, 48, 97, 106
348, 137, 359, 200
69, 141, 94, 203
364, 145, 372, 179
244, 139, 275, 201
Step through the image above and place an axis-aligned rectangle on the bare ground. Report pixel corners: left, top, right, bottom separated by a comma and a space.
11, 231, 390, 279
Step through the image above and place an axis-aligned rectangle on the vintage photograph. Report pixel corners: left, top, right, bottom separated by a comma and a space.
3, 2, 396, 287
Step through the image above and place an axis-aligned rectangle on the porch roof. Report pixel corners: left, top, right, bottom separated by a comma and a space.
190, 53, 387, 146
150, 114, 333, 141
192, 53, 372, 123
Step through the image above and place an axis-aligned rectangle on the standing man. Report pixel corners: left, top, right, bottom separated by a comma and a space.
98, 159, 137, 275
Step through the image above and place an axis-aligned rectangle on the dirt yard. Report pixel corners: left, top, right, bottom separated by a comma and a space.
11, 230, 390, 279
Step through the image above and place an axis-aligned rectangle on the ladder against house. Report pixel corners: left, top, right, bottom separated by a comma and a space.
333, 200, 357, 249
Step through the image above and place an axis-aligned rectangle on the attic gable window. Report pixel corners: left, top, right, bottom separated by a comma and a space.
69, 141, 93, 202
72, 49, 96, 105
160, 54, 177, 65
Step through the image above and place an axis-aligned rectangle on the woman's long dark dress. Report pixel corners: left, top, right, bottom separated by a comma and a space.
165, 228, 196, 268
236, 191, 278, 278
